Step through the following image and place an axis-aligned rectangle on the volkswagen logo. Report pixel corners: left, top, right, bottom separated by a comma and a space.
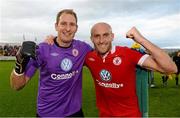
99, 69, 111, 81
60, 58, 73, 72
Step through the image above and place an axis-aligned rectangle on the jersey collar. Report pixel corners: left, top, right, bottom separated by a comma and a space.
101, 46, 116, 59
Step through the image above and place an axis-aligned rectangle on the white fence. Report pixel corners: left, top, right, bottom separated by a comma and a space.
0, 56, 16, 60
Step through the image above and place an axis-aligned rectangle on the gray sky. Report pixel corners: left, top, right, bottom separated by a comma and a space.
0, 0, 180, 48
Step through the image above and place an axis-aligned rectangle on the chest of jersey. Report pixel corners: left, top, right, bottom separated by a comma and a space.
89, 54, 135, 78
38, 44, 88, 81
45, 49, 82, 73
86, 53, 137, 93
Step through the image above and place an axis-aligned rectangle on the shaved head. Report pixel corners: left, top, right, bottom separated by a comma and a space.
90, 22, 114, 56
91, 22, 112, 36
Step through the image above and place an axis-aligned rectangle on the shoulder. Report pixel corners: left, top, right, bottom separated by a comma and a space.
115, 46, 143, 61
114, 46, 132, 55
115, 46, 131, 51
37, 42, 55, 51
85, 50, 97, 64
73, 39, 92, 51
86, 50, 96, 57
36, 42, 52, 56
73, 39, 91, 46
38, 42, 50, 48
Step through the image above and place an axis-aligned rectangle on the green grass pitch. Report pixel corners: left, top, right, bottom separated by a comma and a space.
0, 60, 98, 117
0, 60, 180, 117
149, 72, 180, 117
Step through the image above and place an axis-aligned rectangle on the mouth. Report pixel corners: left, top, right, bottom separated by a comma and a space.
62, 32, 72, 37
98, 44, 107, 48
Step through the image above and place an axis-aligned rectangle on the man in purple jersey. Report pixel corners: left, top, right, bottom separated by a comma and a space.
10, 9, 92, 117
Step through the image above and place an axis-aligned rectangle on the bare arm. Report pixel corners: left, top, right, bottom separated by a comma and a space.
126, 27, 177, 74
10, 41, 36, 90
10, 70, 30, 91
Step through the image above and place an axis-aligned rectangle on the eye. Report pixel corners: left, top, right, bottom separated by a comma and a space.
60, 22, 67, 26
93, 34, 100, 38
70, 23, 76, 27
103, 33, 109, 37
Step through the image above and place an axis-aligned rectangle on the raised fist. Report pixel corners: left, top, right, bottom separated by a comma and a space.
126, 27, 144, 43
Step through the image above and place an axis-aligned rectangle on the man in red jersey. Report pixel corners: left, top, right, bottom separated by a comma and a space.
85, 22, 177, 117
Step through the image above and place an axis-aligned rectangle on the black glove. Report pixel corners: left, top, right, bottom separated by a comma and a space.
15, 41, 36, 74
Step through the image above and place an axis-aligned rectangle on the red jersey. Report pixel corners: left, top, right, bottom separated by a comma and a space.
85, 46, 148, 117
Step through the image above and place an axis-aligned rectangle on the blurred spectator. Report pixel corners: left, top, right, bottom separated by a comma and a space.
173, 51, 180, 86
161, 74, 173, 87
0, 44, 20, 56
0, 46, 3, 56
149, 70, 155, 88
162, 74, 168, 86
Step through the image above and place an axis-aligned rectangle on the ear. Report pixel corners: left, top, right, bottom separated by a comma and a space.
90, 36, 93, 42
90, 34, 94, 43
111, 33, 114, 41
55, 23, 58, 31
75, 25, 78, 33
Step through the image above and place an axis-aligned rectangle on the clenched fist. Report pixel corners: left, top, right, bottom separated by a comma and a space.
126, 27, 145, 43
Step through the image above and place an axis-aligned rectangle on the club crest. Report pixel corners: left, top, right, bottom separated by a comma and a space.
72, 49, 79, 57
113, 57, 121, 66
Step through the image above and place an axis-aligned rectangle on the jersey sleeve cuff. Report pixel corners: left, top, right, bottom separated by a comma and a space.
13, 69, 24, 76
137, 54, 149, 66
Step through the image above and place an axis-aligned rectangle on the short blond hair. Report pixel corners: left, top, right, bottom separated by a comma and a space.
56, 9, 78, 24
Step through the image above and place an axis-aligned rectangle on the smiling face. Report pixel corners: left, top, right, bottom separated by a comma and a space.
55, 12, 78, 47
91, 23, 114, 56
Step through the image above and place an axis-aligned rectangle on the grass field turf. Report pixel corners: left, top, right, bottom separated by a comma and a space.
0, 60, 180, 117
0, 60, 98, 117
149, 72, 180, 117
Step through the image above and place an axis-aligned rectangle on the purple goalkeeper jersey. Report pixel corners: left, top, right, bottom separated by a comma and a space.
24, 39, 92, 117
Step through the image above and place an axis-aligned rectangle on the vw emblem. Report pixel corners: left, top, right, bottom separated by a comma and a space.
61, 58, 73, 72
99, 69, 111, 81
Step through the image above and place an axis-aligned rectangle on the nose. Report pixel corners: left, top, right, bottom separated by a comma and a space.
65, 25, 70, 31
99, 36, 104, 44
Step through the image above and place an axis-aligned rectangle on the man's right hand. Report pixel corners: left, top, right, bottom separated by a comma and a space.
126, 27, 145, 44
45, 35, 55, 45
15, 41, 36, 74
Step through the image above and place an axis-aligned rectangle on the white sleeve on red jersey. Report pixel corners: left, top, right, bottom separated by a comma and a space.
137, 54, 149, 66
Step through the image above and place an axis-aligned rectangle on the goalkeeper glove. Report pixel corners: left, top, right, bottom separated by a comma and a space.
15, 41, 36, 74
